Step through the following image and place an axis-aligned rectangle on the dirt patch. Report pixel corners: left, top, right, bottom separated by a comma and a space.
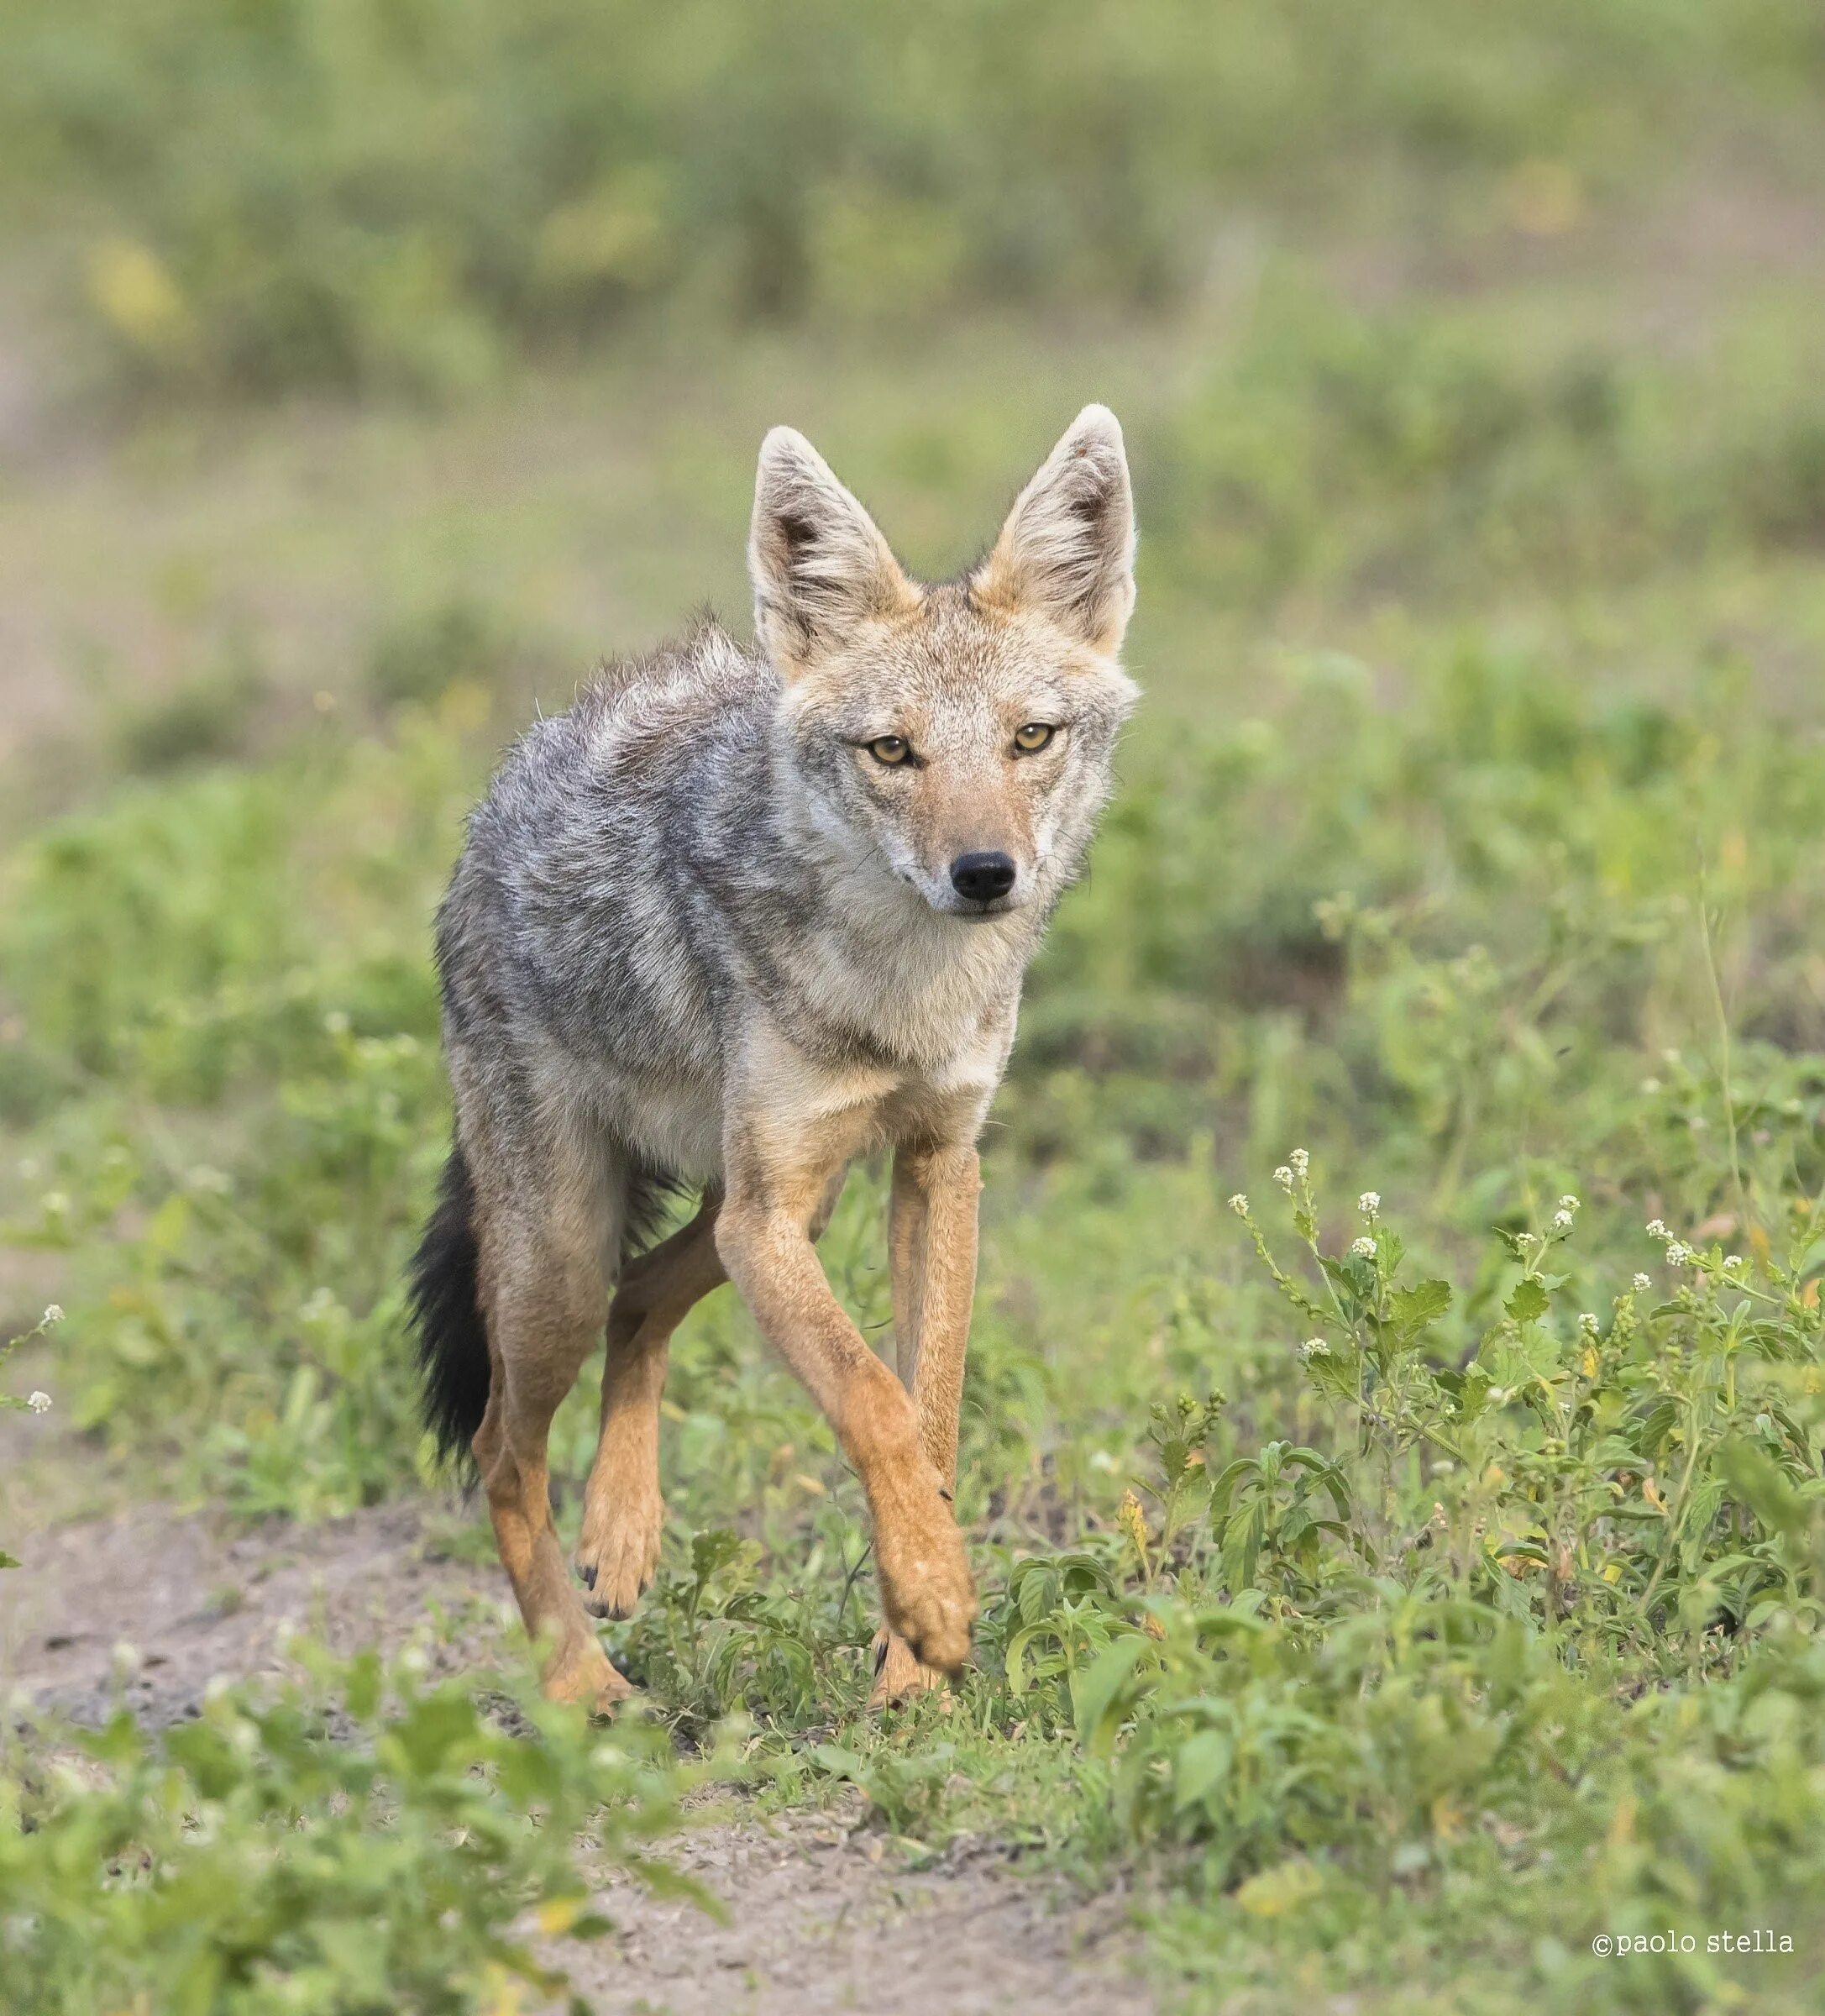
576, 1802, 1156, 2016
1, 1498, 506, 1728
3, 1499, 1161, 2013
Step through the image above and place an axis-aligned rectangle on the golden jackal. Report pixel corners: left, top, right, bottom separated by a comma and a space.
411, 407, 1138, 1709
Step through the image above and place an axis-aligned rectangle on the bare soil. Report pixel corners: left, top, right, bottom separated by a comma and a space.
2, 1495, 1158, 2014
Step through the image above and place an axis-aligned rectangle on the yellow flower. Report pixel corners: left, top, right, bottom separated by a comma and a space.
86, 239, 193, 355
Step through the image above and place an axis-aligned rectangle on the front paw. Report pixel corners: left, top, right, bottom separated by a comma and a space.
869, 1474, 975, 1676
868, 1628, 948, 1709
573, 1489, 665, 1619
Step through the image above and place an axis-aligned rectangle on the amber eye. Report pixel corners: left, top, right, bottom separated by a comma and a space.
1012, 722, 1056, 754
866, 734, 912, 767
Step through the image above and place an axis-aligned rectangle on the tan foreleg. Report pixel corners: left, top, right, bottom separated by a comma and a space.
574, 1190, 724, 1617
716, 1129, 975, 1675
873, 1142, 982, 1704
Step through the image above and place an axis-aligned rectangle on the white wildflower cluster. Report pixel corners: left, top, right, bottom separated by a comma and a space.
1298, 1337, 1331, 1362
1633, 1273, 1653, 1293
1643, 1231, 1747, 1281
1350, 1236, 1377, 1259
1551, 1194, 1581, 1233
1645, 1220, 1697, 1268
1273, 1165, 1294, 1192
28, 1390, 52, 1414
43, 1304, 65, 1326
1288, 1148, 1309, 1179
1577, 1312, 1601, 1339
1228, 1193, 1250, 1218
1357, 1190, 1381, 1218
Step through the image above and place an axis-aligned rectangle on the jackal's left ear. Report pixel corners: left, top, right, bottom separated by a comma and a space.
973, 405, 1135, 655
749, 428, 919, 675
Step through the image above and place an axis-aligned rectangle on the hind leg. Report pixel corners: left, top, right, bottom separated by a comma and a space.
471, 1149, 631, 1711
574, 1172, 847, 1615
574, 1190, 725, 1617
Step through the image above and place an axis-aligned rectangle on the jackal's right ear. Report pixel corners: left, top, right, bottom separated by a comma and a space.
749, 428, 918, 674
973, 405, 1135, 655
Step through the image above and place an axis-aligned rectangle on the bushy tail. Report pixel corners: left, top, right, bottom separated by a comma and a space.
409, 1143, 490, 1473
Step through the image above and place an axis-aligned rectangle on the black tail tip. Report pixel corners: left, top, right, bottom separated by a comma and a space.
408, 1145, 490, 1475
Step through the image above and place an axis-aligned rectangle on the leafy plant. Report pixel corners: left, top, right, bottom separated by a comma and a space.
0, 1646, 699, 2015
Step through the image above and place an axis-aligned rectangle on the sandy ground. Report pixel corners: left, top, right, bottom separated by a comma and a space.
2, 1494, 1159, 2014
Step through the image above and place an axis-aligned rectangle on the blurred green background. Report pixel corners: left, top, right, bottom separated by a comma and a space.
3, 0, 1823, 797
4, 8, 1825, 2008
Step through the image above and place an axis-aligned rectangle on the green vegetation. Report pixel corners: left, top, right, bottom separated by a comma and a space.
4, 2, 1825, 2012
5, 0, 1822, 397
2, 1649, 695, 2013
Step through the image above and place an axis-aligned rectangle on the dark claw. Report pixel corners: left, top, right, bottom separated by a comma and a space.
937, 1487, 954, 1503
874, 1637, 889, 1676
579, 1563, 597, 1590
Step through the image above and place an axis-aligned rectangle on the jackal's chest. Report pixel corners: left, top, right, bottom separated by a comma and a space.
792, 916, 1027, 1075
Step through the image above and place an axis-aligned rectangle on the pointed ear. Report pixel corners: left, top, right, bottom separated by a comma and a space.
973, 405, 1135, 654
748, 427, 917, 674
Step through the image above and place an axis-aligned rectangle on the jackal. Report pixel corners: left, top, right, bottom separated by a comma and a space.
410, 407, 1138, 1710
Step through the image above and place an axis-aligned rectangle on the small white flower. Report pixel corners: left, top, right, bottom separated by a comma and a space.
1577, 1312, 1600, 1338
1273, 1165, 1294, 1192
1357, 1191, 1381, 1217
1228, 1193, 1250, 1217
27, 1390, 52, 1414
1645, 1220, 1669, 1241
1557, 1194, 1581, 1214
1633, 1273, 1652, 1293
1299, 1337, 1331, 1361
43, 1304, 64, 1326
1665, 1242, 1692, 1268
1350, 1236, 1377, 1259
1288, 1148, 1310, 1178
1487, 1387, 1509, 1405
1552, 1210, 1575, 1232
1723, 1254, 1744, 1273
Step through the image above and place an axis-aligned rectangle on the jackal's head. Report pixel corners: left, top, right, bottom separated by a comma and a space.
750, 407, 1138, 922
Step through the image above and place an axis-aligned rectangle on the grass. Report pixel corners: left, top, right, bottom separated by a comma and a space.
5, 0, 1822, 397
1, 1648, 697, 2015
5, 3, 1825, 2011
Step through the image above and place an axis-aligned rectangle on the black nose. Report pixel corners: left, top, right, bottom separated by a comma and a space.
949, 851, 1017, 903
